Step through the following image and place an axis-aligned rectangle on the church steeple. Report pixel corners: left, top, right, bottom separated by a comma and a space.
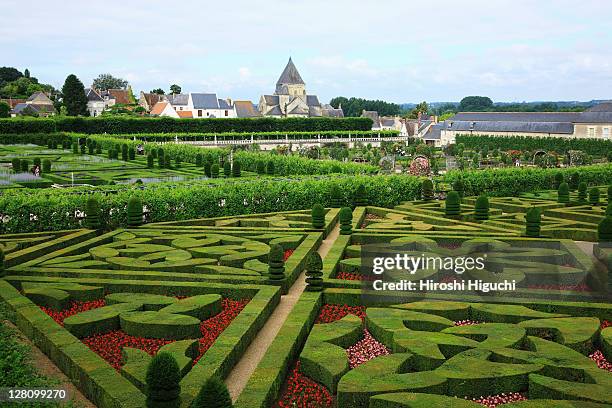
275, 57, 306, 96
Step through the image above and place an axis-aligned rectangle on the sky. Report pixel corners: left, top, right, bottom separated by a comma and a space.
1, 0, 611, 104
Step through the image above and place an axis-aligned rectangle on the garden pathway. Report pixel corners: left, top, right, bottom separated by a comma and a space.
225, 223, 341, 401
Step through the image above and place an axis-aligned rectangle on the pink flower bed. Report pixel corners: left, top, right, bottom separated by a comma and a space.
346, 330, 389, 368
469, 392, 527, 407
589, 350, 612, 372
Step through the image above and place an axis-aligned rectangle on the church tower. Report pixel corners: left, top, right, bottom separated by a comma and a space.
275, 57, 306, 97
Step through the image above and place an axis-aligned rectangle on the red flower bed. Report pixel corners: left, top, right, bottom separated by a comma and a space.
346, 329, 389, 368
469, 392, 527, 407
40, 299, 106, 325
454, 320, 482, 326
275, 362, 333, 408
589, 350, 612, 372
601, 320, 611, 329
316, 304, 366, 323
335, 272, 375, 281
283, 249, 294, 261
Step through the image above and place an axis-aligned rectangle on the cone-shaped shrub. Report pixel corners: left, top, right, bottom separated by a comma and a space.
147, 154, 154, 168
474, 195, 489, 221
164, 155, 172, 169
311, 204, 325, 228
85, 197, 101, 230
589, 187, 600, 206
42, 159, 51, 173
525, 207, 541, 237
266, 160, 275, 175
96, 144, 102, 154
33, 158, 41, 168
11, 158, 20, 172
305, 252, 323, 292
330, 184, 343, 208
445, 191, 461, 217
121, 144, 128, 161
145, 352, 181, 408
232, 161, 241, 177
558, 182, 570, 203
204, 162, 212, 177
554, 172, 564, 189
20, 159, 29, 173
422, 179, 434, 201
158, 153, 164, 168
0, 247, 4, 278
353, 184, 368, 207
577, 182, 587, 203
339, 207, 353, 235
211, 164, 219, 178
452, 179, 464, 198
191, 376, 232, 408
569, 172, 580, 190
222, 161, 230, 177
268, 244, 285, 281
598, 216, 612, 242
607, 203, 612, 216
608, 185, 612, 204
88, 144, 94, 154
127, 196, 143, 227
128, 147, 136, 160
72, 142, 79, 154
195, 153, 203, 167
107, 149, 114, 159
256, 160, 265, 175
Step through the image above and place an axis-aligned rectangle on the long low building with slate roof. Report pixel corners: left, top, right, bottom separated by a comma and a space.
424, 102, 612, 146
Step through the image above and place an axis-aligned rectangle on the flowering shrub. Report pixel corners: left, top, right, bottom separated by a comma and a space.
275, 362, 333, 408
346, 330, 389, 368
468, 392, 527, 407
589, 350, 612, 372
316, 304, 366, 324
408, 157, 430, 176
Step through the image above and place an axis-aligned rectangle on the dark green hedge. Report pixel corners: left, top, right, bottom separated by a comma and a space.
456, 134, 612, 157
0, 117, 374, 134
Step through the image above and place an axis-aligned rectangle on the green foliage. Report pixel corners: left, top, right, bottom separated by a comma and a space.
459, 96, 493, 111
266, 160, 275, 175
164, 155, 172, 169
92, 73, 128, 91
305, 252, 323, 292
422, 179, 434, 201
569, 172, 580, 190
191, 376, 233, 408
311, 204, 325, 228
0, 247, 4, 278
85, 197, 101, 230
128, 147, 136, 161
147, 154, 154, 168
0, 101, 9, 118
577, 182, 588, 202
145, 352, 181, 408
61, 74, 88, 116
598, 216, 612, 242
445, 191, 461, 217
268, 244, 285, 281
474, 195, 489, 221
211, 164, 220, 178
330, 184, 343, 207
127, 196, 143, 227
329, 96, 400, 117
223, 161, 231, 177
456, 135, 612, 157
607, 203, 612, 216
72, 142, 79, 154
42, 159, 51, 173
204, 162, 212, 178
195, 153, 203, 167
121, 144, 128, 161
452, 179, 464, 198
353, 184, 368, 207
256, 160, 265, 175
11, 157, 20, 172
558, 182, 570, 203
339, 207, 353, 235
525, 207, 542, 237
554, 172, 564, 189
20, 159, 29, 173
589, 187, 600, 206
231, 161, 241, 177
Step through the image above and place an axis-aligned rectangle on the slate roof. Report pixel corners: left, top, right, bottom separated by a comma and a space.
234, 100, 261, 118
452, 112, 580, 122
12, 103, 55, 115
306, 95, 320, 107
263, 95, 280, 105
443, 120, 574, 134
266, 105, 283, 116
217, 99, 232, 110
288, 104, 309, 115
585, 102, 612, 112
0, 98, 26, 109
575, 112, 612, 123
276, 57, 305, 85
85, 88, 103, 102
424, 123, 443, 140
165, 93, 189, 106
26, 91, 53, 104
361, 110, 381, 129
191, 93, 219, 109
380, 118, 397, 127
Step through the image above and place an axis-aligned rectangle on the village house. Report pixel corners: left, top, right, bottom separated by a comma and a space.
139, 91, 162, 112
10, 91, 56, 117
84, 88, 105, 117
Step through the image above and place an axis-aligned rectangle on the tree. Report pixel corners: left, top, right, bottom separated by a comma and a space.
311, 204, 325, 228
127, 85, 136, 104
204, 162, 212, 177
145, 352, 181, 408
191, 376, 232, 408
445, 191, 461, 217
42, 159, 51, 173
256, 160, 265, 175
554, 172, 564, 189
169, 84, 182, 95
268, 244, 285, 281
61, 74, 88, 116
24, 68, 30, 78
305, 252, 323, 292
459, 96, 493, 112
93, 73, 128, 91
0, 67, 23, 86
150, 88, 165, 95
0, 101, 9, 118
329, 96, 401, 117
339, 207, 353, 235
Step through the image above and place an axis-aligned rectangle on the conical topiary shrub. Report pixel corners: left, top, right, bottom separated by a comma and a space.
589, 187, 600, 206
452, 179, 464, 198
0, 247, 5, 278
127, 196, 143, 227
445, 191, 461, 217
607, 203, 612, 216
164, 155, 172, 169
121, 144, 128, 161
474, 195, 489, 221
422, 179, 434, 201
330, 184, 343, 208
598, 216, 612, 242
558, 182, 570, 203
353, 184, 368, 207
305, 252, 323, 292
266, 160, 275, 175
311, 204, 325, 229
339, 207, 353, 235
11, 158, 20, 172
42, 159, 51, 173
554, 172, 564, 189
223, 161, 231, 177
191, 376, 233, 408
128, 147, 136, 160
268, 244, 285, 281
195, 154, 203, 167
256, 160, 265, 175
145, 352, 181, 408
85, 197, 101, 230
577, 182, 587, 203
21, 159, 29, 173
204, 162, 211, 178
608, 185, 612, 204
569, 172, 580, 190
211, 164, 219, 178
232, 161, 241, 177
525, 207, 541, 238
147, 154, 154, 168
